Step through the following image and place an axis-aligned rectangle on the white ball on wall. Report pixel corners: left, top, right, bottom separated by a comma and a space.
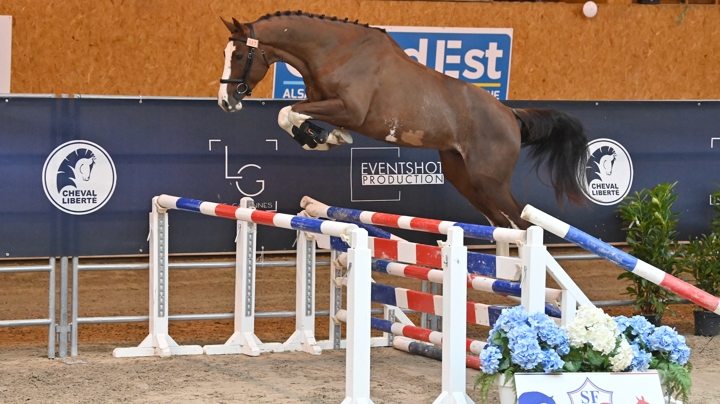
583, 1, 598, 18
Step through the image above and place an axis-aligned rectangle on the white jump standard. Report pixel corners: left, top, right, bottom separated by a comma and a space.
113, 195, 366, 360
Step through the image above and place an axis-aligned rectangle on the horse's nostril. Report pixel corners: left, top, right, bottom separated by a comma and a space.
222, 100, 230, 109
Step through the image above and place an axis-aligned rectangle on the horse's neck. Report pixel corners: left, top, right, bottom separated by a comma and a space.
256, 18, 361, 77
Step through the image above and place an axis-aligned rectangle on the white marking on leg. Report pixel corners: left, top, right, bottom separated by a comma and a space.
499, 211, 519, 230
288, 110, 313, 128
482, 215, 495, 227
277, 106, 295, 137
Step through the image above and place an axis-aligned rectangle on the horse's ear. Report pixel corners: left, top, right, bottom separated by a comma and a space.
231, 18, 249, 37
221, 17, 236, 34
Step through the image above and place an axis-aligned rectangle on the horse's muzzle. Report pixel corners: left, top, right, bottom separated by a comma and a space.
218, 97, 243, 112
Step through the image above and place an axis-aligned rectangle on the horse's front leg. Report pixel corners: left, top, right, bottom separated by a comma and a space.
277, 99, 358, 151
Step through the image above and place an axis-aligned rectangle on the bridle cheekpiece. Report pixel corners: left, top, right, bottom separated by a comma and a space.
220, 24, 270, 99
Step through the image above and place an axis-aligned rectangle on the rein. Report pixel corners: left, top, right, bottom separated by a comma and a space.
220, 24, 270, 98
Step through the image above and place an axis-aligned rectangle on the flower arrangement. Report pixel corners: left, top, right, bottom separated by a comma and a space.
474, 306, 570, 403
474, 305, 692, 404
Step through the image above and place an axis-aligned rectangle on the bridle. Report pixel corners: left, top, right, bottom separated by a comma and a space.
220, 24, 270, 99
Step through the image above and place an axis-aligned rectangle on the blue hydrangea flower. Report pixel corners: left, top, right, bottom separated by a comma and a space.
627, 316, 656, 341
669, 335, 690, 366
540, 349, 564, 373
507, 325, 543, 370
528, 312, 570, 355
648, 326, 680, 352
479, 344, 502, 374
615, 315, 655, 344
628, 342, 652, 372
647, 326, 691, 366
615, 315, 631, 333
493, 306, 529, 333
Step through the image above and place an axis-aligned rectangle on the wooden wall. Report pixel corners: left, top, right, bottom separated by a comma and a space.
1, 0, 719, 99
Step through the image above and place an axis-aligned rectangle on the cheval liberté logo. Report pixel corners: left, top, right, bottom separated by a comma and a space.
42, 140, 117, 215
582, 138, 634, 206
351, 147, 443, 202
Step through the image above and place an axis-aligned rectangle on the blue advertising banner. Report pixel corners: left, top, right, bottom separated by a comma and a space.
1, 97, 719, 258
272, 26, 513, 100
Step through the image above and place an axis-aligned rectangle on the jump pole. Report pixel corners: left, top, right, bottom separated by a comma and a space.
114, 195, 363, 359
522, 204, 720, 315
302, 196, 524, 243
334, 310, 487, 355
331, 235, 522, 281
368, 258, 562, 304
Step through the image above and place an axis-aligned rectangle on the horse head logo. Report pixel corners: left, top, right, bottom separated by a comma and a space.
586, 145, 617, 183
518, 391, 556, 404
636, 396, 650, 404
56, 148, 97, 192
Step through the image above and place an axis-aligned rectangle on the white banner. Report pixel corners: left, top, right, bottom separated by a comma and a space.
514, 372, 665, 404
0, 16, 11, 93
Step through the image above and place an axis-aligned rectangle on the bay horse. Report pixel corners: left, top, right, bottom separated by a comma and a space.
217, 11, 588, 230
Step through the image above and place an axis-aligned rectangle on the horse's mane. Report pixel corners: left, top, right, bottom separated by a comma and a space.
257, 10, 387, 34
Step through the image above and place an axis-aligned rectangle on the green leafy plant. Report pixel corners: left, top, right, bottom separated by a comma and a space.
678, 188, 720, 307
616, 182, 681, 320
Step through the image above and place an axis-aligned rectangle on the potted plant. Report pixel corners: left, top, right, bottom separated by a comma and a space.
678, 188, 720, 336
616, 182, 681, 325
474, 306, 692, 404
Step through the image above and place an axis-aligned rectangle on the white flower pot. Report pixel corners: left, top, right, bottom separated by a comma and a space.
495, 374, 516, 404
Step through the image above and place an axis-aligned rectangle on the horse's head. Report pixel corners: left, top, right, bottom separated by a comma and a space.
69, 156, 96, 185
218, 18, 271, 112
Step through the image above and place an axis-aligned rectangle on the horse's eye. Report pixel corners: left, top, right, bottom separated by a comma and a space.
234, 54, 244, 62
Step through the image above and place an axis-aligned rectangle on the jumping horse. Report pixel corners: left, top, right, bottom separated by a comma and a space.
217, 11, 588, 229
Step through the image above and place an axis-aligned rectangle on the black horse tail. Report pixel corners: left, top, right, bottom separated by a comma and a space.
513, 108, 588, 206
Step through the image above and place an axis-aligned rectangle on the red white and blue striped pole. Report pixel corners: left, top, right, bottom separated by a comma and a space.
301, 196, 524, 243
157, 195, 357, 238
332, 236, 521, 281
371, 259, 562, 303
522, 204, 720, 315
334, 309, 487, 355
337, 278, 561, 324
392, 337, 482, 371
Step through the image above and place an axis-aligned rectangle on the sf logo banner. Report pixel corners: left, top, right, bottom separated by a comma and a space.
272, 26, 513, 100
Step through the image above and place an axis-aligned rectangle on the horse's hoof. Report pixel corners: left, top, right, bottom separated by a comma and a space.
330, 129, 353, 145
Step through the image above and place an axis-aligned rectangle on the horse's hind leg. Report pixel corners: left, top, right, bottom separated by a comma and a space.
458, 145, 532, 230
439, 150, 516, 228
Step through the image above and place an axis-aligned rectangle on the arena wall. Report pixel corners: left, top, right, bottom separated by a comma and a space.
1, 0, 718, 100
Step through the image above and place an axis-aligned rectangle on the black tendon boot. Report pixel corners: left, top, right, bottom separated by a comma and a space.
291, 125, 318, 149
298, 121, 329, 144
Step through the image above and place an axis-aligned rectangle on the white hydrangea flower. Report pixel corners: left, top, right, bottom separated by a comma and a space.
610, 337, 634, 372
565, 321, 590, 348
564, 306, 620, 355
587, 325, 617, 355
